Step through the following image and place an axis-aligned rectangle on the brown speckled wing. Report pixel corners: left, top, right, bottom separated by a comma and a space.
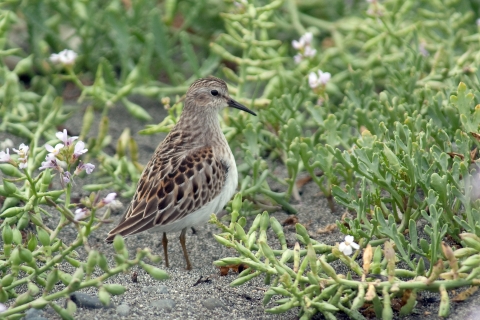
105, 143, 227, 241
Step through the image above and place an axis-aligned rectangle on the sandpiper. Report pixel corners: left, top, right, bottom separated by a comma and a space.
106, 77, 256, 270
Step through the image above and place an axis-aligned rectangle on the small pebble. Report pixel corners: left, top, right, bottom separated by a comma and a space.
24, 308, 48, 320
202, 297, 225, 310
142, 285, 168, 294
149, 299, 176, 311
70, 292, 110, 309
116, 304, 130, 316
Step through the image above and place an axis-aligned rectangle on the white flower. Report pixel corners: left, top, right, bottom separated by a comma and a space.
294, 54, 303, 64
0, 139, 14, 150
97, 192, 116, 207
12, 143, 29, 169
309, 70, 331, 89
45, 143, 64, 156
303, 46, 317, 58
102, 193, 117, 204
74, 208, 88, 221
73, 141, 88, 158
0, 149, 11, 162
339, 235, 360, 256
292, 32, 316, 63
50, 49, 78, 66
56, 129, 78, 147
75, 162, 95, 175
292, 32, 313, 50
0, 302, 6, 313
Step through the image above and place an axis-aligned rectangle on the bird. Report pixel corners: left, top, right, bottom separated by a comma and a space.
105, 77, 257, 270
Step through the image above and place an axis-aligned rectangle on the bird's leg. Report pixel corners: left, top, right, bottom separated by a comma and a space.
180, 228, 192, 270
162, 232, 169, 268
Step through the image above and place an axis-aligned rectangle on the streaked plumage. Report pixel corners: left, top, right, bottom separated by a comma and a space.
106, 77, 256, 270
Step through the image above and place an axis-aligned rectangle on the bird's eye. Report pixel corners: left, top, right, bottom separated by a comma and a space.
210, 90, 219, 96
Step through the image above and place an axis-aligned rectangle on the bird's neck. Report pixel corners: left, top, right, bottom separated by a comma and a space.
176, 108, 225, 145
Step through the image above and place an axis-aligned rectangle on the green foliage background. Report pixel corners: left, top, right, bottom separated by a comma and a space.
1, 0, 480, 319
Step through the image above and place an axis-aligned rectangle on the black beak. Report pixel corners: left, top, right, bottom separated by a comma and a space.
227, 98, 257, 116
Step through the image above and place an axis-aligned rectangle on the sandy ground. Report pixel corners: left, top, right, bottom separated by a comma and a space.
1, 96, 480, 319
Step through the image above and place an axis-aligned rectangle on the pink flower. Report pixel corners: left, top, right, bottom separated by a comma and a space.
73, 141, 88, 158
102, 193, 117, 204
39, 154, 62, 171
97, 192, 118, 209
75, 162, 95, 175
74, 208, 88, 221
45, 143, 64, 156
62, 172, 72, 184
56, 129, 78, 147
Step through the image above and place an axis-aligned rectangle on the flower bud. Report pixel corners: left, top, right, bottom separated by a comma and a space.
58, 271, 72, 286
2, 179, 17, 195
31, 297, 49, 309
19, 247, 33, 263
71, 265, 84, 282
16, 212, 30, 230
229, 271, 260, 287
85, 250, 98, 276
146, 252, 162, 264
45, 268, 59, 293
50, 302, 73, 320
103, 284, 126, 295
12, 228, 22, 245
98, 287, 111, 306
113, 235, 126, 253
249, 214, 262, 233
2, 224, 13, 245
213, 234, 234, 248
213, 257, 244, 266
295, 223, 310, 245
39, 169, 52, 192
259, 241, 276, 262
27, 281, 39, 296
139, 262, 169, 280
129, 137, 139, 163
0, 287, 8, 303
14, 291, 33, 306
51, 239, 62, 253
13, 55, 33, 75
97, 253, 110, 272
460, 233, 480, 252
0, 206, 24, 218
122, 98, 152, 121
259, 211, 270, 232
0, 163, 23, 177
30, 212, 43, 227
1, 274, 14, 287
36, 227, 50, 246
232, 193, 242, 212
